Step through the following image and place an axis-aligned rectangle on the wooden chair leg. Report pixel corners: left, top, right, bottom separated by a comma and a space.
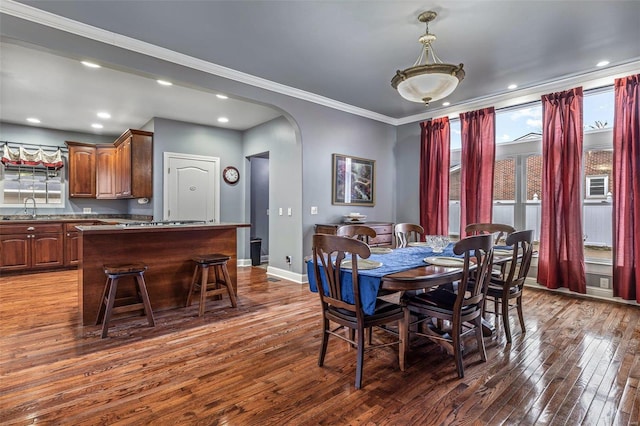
186, 264, 200, 307
355, 324, 365, 390
100, 277, 119, 339
199, 265, 209, 317
502, 295, 512, 344
219, 263, 238, 308
135, 274, 155, 327
95, 276, 110, 326
452, 321, 464, 379
517, 295, 526, 333
475, 315, 487, 362
318, 317, 329, 367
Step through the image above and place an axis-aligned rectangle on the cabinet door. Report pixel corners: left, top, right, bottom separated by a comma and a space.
68, 144, 96, 198
31, 233, 64, 269
96, 146, 116, 199
119, 137, 132, 198
0, 234, 30, 271
64, 231, 80, 266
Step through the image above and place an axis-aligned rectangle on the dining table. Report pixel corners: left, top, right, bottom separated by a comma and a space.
307, 242, 515, 363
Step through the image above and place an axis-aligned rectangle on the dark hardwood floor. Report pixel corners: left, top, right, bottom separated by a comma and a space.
1, 267, 638, 425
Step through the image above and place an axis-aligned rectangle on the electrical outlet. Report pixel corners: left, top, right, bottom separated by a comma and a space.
311, 206, 318, 215
599, 277, 609, 289
285, 255, 292, 264
83, 207, 91, 214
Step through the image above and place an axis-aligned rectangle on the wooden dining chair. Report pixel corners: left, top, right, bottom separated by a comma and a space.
394, 223, 425, 248
466, 223, 516, 278
311, 234, 406, 389
336, 224, 377, 244
484, 229, 534, 343
465, 223, 516, 244
405, 234, 493, 378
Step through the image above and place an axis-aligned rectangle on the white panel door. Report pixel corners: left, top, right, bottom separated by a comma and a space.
164, 152, 220, 222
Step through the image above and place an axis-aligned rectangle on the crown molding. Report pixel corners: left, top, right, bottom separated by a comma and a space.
397, 59, 640, 126
0, 0, 397, 125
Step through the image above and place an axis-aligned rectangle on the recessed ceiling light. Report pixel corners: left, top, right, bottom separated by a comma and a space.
596, 60, 610, 67
508, 84, 518, 90
97, 112, 111, 119
26, 117, 41, 124
157, 79, 173, 86
442, 102, 451, 106
216, 94, 229, 99
91, 123, 104, 129
217, 117, 229, 123
81, 61, 101, 68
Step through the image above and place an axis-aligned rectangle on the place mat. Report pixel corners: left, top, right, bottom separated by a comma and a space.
408, 242, 430, 247
340, 259, 383, 270
369, 247, 393, 254
424, 256, 465, 267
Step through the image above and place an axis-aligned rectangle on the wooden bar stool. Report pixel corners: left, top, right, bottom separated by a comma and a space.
186, 254, 238, 317
95, 263, 155, 338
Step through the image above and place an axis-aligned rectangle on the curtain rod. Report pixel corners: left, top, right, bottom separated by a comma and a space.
1, 141, 68, 153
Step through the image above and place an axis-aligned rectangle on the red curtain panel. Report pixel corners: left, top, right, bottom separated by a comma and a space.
537, 87, 586, 293
612, 74, 640, 302
459, 107, 496, 237
419, 118, 450, 235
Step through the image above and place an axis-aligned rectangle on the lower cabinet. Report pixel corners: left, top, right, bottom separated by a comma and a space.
0, 224, 64, 272
314, 222, 394, 247
0, 220, 104, 273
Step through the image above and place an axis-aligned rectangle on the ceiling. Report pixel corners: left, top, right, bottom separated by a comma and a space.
1, 1, 639, 136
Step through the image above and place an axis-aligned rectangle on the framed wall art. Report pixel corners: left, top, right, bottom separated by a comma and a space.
332, 153, 375, 206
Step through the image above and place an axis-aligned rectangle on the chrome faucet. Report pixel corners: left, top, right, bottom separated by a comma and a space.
24, 196, 37, 219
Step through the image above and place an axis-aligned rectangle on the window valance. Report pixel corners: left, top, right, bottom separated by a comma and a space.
1, 143, 64, 169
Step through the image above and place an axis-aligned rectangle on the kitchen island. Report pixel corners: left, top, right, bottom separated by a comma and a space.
76, 221, 250, 325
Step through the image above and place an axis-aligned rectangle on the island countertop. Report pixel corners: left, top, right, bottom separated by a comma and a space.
77, 222, 249, 325
76, 221, 250, 233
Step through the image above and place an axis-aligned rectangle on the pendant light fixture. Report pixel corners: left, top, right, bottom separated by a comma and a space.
391, 11, 465, 107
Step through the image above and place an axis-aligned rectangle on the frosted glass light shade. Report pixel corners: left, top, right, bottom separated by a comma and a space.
392, 63, 465, 106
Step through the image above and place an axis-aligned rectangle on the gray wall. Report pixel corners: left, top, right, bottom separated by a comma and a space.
243, 116, 299, 271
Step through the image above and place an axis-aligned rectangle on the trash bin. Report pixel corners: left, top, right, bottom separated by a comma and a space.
250, 237, 262, 266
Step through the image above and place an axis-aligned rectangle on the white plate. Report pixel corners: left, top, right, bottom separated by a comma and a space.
408, 242, 430, 247
370, 247, 393, 254
340, 259, 382, 270
424, 256, 465, 267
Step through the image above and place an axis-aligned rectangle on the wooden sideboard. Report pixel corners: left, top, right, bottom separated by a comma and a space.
315, 222, 394, 247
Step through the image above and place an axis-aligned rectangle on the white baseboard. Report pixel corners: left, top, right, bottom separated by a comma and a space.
525, 277, 638, 306
266, 266, 307, 284
237, 258, 252, 267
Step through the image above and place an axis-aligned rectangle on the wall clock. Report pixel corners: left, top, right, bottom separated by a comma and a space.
223, 166, 240, 184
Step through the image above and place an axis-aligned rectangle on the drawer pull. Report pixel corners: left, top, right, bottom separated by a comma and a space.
27, 226, 35, 231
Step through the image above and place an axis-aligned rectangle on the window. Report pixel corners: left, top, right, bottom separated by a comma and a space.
586, 175, 608, 198
1, 163, 64, 207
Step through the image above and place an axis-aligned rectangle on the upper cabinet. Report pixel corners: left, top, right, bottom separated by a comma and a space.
96, 146, 116, 199
114, 129, 153, 199
66, 142, 96, 198
66, 129, 153, 199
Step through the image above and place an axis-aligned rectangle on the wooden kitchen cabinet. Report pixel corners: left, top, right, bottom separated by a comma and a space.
315, 222, 394, 247
114, 129, 152, 199
0, 223, 64, 272
96, 145, 117, 199
66, 142, 96, 198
